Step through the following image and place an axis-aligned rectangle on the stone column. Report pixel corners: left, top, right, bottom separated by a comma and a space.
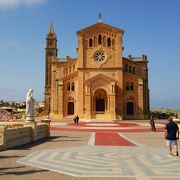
110, 94, 116, 119
85, 95, 91, 119
138, 78, 144, 119
77, 71, 84, 117
57, 81, 63, 118
84, 84, 91, 119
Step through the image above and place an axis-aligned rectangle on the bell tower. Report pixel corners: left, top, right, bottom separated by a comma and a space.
44, 23, 58, 113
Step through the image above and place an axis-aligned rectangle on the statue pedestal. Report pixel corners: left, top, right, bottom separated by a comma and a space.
26, 116, 34, 122
24, 121, 37, 141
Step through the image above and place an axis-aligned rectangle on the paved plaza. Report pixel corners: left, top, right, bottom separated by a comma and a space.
0, 119, 180, 180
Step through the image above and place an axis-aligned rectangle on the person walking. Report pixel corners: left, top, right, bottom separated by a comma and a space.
76, 115, 79, 124
73, 115, 77, 124
165, 117, 179, 156
149, 115, 156, 132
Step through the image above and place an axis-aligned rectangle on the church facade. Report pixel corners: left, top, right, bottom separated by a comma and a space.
44, 20, 149, 120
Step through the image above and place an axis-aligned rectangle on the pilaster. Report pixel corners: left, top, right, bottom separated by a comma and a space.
138, 78, 144, 118
58, 81, 63, 117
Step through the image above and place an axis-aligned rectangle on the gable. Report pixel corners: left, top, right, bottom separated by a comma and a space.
86, 73, 117, 84
77, 22, 124, 35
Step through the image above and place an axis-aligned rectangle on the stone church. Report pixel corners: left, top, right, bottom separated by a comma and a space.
44, 18, 149, 120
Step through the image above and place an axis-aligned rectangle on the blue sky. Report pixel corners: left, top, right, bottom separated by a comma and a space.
0, 0, 180, 109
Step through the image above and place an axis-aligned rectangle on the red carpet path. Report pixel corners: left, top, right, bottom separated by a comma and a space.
95, 133, 136, 146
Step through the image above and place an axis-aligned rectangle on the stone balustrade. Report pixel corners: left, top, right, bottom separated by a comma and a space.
0, 121, 50, 151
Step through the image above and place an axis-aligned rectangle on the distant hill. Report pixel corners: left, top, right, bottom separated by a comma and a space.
150, 108, 180, 119
151, 108, 180, 113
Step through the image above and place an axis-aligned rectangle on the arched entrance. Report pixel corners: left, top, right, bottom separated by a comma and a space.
96, 99, 105, 111
126, 102, 134, 115
68, 102, 74, 115
94, 89, 107, 113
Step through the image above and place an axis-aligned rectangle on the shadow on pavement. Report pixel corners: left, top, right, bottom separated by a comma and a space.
0, 168, 48, 176
0, 155, 24, 159
11, 135, 83, 150
12, 136, 61, 150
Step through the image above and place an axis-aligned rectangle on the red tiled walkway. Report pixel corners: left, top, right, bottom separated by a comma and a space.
95, 132, 136, 146
50, 121, 165, 133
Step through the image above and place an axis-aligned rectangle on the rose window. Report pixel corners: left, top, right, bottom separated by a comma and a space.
94, 51, 105, 62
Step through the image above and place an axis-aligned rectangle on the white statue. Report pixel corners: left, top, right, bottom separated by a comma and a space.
26, 89, 34, 121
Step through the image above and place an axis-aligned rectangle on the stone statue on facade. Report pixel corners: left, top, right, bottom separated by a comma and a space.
26, 89, 35, 121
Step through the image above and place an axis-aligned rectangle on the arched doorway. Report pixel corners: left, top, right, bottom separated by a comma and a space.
68, 102, 74, 115
94, 89, 107, 112
126, 102, 134, 115
96, 99, 105, 111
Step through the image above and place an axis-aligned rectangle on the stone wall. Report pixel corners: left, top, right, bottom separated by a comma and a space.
5, 127, 31, 149
0, 122, 50, 150
36, 124, 48, 140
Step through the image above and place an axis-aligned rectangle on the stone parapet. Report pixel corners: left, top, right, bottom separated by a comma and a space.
0, 122, 50, 151
6, 127, 31, 149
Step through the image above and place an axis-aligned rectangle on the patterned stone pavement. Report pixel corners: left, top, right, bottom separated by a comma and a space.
2, 119, 180, 179
17, 141, 180, 179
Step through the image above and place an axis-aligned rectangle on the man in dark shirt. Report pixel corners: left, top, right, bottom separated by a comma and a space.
165, 117, 179, 156
76, 115, 79, 124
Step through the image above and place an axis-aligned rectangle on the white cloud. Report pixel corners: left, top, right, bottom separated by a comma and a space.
0, 0, 47, 10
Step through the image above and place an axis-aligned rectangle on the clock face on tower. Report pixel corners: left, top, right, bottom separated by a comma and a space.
94, 50, 105, 62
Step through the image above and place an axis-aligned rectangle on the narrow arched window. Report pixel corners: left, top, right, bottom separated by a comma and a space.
48, 40, 52, 46
112, 39, 115, 48
125, 64, 128, 72
71, 82, 75, 91
48, 52, 53, 56
89, 38, 93, 47
130, 82, 134, 91
126, 82, 129, 91
98, 34, 102, 44
129, 66, 132, 73
107, 38, 111, 46
132, 67, 135, 74
67, 82, 70, 91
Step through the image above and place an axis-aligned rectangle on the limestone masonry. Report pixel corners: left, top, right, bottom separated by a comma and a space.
44, 20, 149, 120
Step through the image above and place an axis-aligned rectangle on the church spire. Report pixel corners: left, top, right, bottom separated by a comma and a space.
47, 22, 56, 38
98, 12, 103, 22
49, 23, 55, 34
